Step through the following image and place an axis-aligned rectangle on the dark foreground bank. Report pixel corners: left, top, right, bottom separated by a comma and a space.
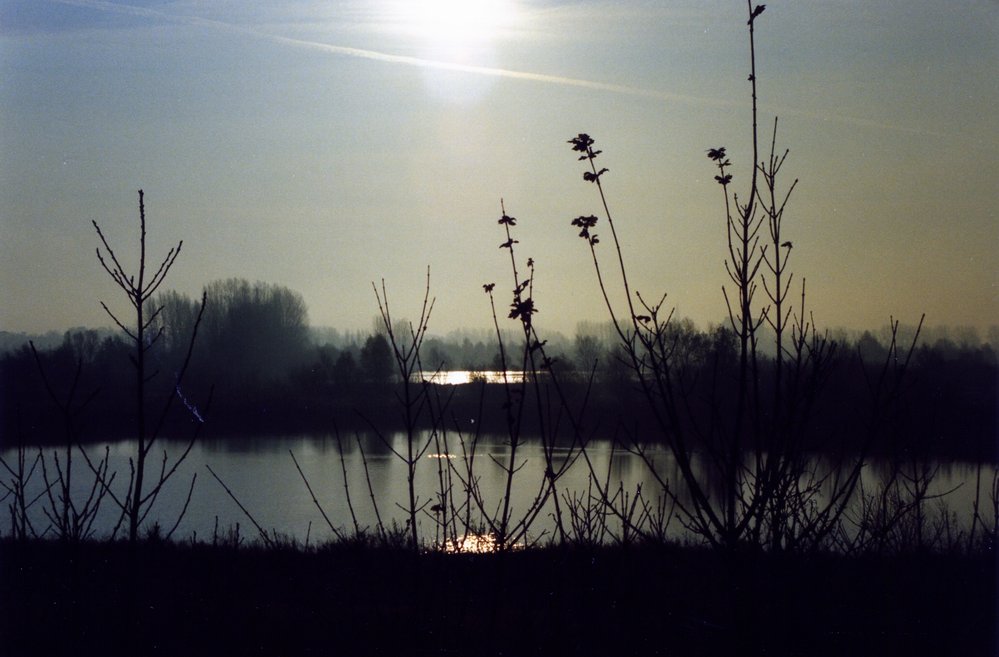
1, 538, 995, 657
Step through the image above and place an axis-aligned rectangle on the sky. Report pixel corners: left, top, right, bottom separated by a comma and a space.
1, 0, 997, 340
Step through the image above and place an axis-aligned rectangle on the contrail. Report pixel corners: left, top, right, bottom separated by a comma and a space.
271, 33, 718, 106
52, 0, 733, 108
52, 0, 967, 143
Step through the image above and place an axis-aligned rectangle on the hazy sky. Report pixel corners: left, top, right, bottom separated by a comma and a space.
2, 0, 996, 339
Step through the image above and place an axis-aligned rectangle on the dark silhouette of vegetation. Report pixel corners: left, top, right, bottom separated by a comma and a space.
1, 538, 994, 657
367, 272, 442, 550
91, 190, 208, 543
550, 1, 945, 553
358, 332, 394, 387
25, 339, 113, 542
2, 316, 994, 458
199, 278, 310, 383
464, 201, 586, 551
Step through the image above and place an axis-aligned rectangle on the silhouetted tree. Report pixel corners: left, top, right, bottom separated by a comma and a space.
857, 331, 888, 363
203, 279, 309, 378
359, 334, 393, 386
93, 190, 206, 543
151, 290, 204, 356
333, 351, 360, 393
573, 333, 604, 374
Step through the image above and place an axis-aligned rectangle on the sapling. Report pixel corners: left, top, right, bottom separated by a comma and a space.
92, 190, 208, 543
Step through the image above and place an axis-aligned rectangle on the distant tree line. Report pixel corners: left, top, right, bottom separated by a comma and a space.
1, 284, 995, 457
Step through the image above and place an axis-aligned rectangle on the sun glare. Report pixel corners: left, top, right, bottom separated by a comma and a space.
379, 0, 522, 103
392, 0, 520, 44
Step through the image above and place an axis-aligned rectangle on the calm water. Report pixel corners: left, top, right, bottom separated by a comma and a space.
1, 431, 989, 545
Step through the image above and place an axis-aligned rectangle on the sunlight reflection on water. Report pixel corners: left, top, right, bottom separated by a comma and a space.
410, 370, 526, 385
443, 532, 525, 554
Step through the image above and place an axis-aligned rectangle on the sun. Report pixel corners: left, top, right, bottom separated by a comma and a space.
379, 0, 522, 103
391, 0, 520, 45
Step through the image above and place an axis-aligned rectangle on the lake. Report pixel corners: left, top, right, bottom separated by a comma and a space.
1, 431, 990, 548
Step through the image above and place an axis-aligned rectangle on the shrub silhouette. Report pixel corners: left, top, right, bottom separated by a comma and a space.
553, 2, 928, 551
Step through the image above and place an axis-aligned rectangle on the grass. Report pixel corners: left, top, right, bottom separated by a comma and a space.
1, 536, 994, 657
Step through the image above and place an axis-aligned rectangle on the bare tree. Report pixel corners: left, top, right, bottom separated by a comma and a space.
93, 190, 208, 543
368, 269, 443, 550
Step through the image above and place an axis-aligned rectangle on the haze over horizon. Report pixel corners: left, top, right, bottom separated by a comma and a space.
2, 1, 997, 339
